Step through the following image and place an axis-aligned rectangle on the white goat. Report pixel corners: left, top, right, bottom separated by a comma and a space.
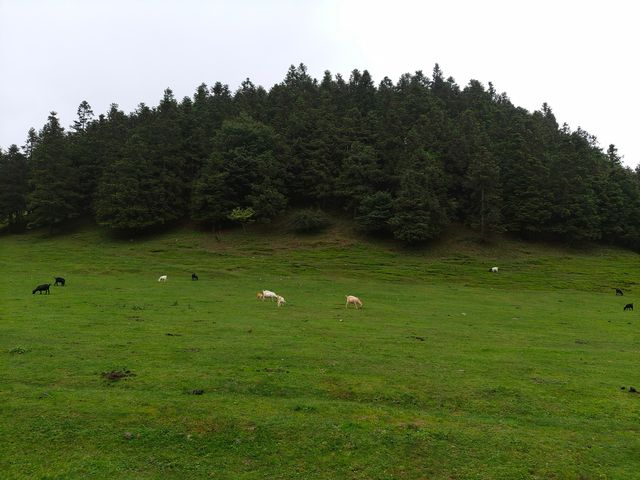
276, 295, 286, 307
158, 275, 168, 282
345, 295, 363, 309
490, 267, 499, 273
262, 290, 278, 301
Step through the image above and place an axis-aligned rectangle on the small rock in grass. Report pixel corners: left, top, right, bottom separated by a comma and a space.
124, 432, 133, 439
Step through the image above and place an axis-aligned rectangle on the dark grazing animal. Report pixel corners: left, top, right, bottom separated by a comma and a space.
616, 288, 624, 296
54, 276, 66, 286
624, 303, 633, 311
32, 283, 51, 295
192, 273, 198, 281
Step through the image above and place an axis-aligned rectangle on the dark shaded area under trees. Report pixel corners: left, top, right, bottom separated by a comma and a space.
1, 63, 639, 247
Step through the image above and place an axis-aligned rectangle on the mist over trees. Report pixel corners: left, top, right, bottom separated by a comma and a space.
1, 63, 639, 247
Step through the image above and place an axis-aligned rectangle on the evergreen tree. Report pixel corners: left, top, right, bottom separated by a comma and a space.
0, 145, 28, 229
68, 101, 99, 214
389, 150, 450, 243
336, 141, 382, 214
28, 112, 81, 231
355, 191, 394, 234
95, 132, 183, 231
72, 100, 94, 133
465, 146, 503, 238
548, 128, 601, 241
191, 114, 286, 226
22, 127, 39, 160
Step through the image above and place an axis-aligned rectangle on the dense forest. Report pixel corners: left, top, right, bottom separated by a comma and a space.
1, 64, 639, 246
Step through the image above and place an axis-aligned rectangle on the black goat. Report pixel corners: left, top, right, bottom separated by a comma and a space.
32, 283, 51, 295
624, 303, 633, 311
54, 277, 66, 286
615, 288, 624, 296
192, 273, 198, 281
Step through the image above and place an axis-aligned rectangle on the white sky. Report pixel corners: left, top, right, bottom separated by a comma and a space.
1, 0, 638, 166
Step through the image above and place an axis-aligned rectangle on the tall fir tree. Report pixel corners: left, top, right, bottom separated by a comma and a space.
28, 112, 81, 231
191, 114, 286, 226
95, 132, 183, 231
0, 145, 29, 230
389, 150, 450, 243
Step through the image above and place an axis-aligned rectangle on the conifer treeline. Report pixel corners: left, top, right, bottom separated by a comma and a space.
1, 64, 639, 246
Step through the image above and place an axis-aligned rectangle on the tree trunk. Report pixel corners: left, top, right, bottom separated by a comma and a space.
480, 187, 485, 240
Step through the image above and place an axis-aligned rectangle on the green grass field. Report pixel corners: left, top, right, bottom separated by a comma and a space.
1, 224, 640, 479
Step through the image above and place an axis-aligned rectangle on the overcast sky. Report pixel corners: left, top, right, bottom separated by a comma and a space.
1, 0, 638, 166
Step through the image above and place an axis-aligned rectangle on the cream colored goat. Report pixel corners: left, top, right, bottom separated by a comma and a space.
345, 295, 363, 309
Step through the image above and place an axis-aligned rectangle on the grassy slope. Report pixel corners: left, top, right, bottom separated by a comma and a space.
1, 224, 639, 479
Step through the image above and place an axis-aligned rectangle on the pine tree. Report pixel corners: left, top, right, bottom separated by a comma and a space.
355, 191, 394, 234
191, 114, 286, 226
336, 141, 382, 214
28, 112, 81, 231
0, 145, 28, 230
465, 145, 503, 239
95, 132, 182, 231
68, 101, 99, 214
389, 150, 450, 243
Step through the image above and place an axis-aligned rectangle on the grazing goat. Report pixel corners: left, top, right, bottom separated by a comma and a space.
54, 276, 65, 286
490, 266, 499, 273
276, 295, 286, 307
345, 295, 363, 309
32, 283, 51, 295
192, 273, 198, 281
616, 288, 624, 296
624, 303, 634, 311
262, 290, 278, 301
158, 275, 167, 282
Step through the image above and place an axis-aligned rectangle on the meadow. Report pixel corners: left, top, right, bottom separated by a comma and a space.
1, 224, 639, 479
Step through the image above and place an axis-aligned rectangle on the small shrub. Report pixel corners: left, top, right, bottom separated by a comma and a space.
9, 346, 29, 354
288, 209, 331, 234
292, 404, 317, 413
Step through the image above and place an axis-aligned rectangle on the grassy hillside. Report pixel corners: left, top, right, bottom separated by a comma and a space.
1, 225, 640, 479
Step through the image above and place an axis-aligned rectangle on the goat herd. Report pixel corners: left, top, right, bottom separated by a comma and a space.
32, 268, 631, 311
31, 274, 365, 310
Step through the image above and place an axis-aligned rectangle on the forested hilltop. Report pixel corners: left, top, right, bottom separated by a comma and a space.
1, 64, 638, 246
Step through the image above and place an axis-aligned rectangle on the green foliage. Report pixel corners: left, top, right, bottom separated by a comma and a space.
465, 145, 504, 238
288, 208, 331, 233
389, 151, 451, 243
2, 65, 640, 248
355, 191, 394, 234
8, 346, 29, 354
191, 114, 286, 225
336, 141, 382, 212
27, 112, 82, 231
227, 206, 255, 231
0, 145, 28, 229
95, 133, 183, 231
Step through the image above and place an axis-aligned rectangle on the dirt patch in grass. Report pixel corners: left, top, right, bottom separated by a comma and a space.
101, 369, 135, 382
258, 367, 289, 373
